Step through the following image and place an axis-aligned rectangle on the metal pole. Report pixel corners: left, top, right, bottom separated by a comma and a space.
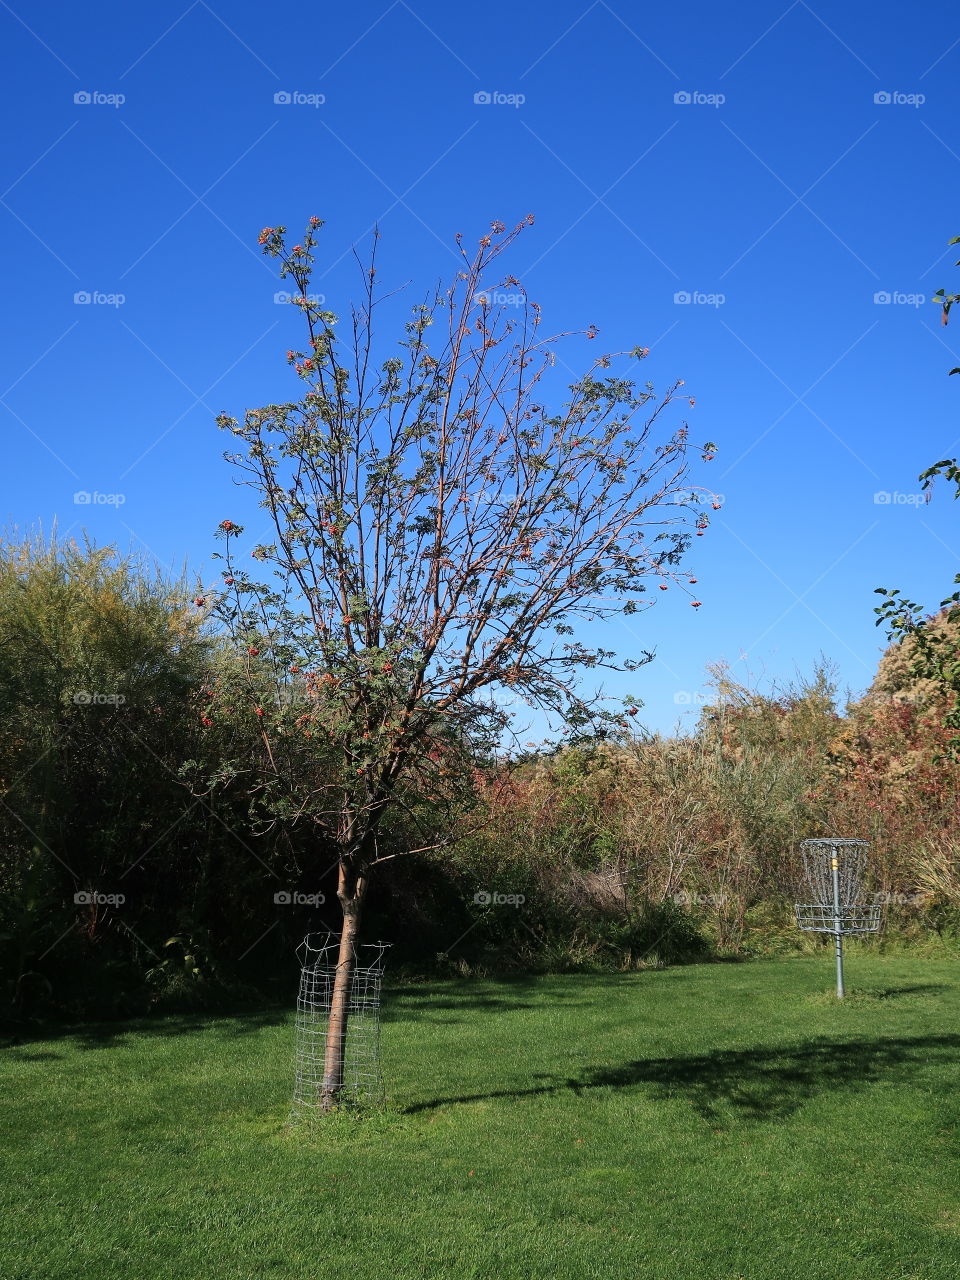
831, 854, 844, 998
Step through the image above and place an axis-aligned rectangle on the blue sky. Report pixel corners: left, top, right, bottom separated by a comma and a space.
4, 0, 960, 736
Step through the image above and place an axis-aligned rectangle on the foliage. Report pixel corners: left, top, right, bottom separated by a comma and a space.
448, 664, 839, 959
873, 590, 960, 760
5, 518, 960, 1019
0, 530, 209, 1016
932, 231, 960, 366
874, 233, 960, 757
211, 214, 712, 853
0, 531, 296, 1022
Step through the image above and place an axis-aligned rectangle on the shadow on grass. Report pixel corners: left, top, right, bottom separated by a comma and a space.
802, 984, 952, 1006
383, 969, 696, 1021
382, 974, 597, 1022
860, 984, 950, 999
1, 1005, 290, 1052
3, 1050, 65, 1062
405, 1033, 960, 1123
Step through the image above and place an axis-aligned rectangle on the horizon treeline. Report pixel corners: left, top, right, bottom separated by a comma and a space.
2, 531, 958, 1023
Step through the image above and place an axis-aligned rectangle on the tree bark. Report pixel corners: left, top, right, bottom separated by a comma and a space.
319, 860, 367, 1109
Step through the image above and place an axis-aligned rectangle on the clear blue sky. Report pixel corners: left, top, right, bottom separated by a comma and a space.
4, 0, 960, 735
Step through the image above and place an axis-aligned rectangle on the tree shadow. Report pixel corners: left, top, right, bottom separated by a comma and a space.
404, 1034, 960, 1123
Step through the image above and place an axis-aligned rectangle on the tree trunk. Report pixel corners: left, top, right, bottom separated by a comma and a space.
319, 860, 367, 1110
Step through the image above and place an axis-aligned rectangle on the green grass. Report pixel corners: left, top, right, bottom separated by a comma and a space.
3, 953, 960, 1279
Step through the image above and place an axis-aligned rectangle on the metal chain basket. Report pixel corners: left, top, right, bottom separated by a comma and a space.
794, 838, 881, 997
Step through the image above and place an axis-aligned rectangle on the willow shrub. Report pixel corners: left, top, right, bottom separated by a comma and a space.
0, 531, 218, 1019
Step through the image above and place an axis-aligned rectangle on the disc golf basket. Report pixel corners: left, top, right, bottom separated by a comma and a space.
794, 838, 881, 998
290, 932, 390, 1119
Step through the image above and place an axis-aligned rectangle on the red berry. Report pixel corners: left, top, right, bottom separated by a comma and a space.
201, 716, 213, 727
712, 503, 721, 510
220, 520, 234, 530
248, 646, 259, 656
289, 664, 300, 673
691, 601, 702, 607
659, 584, 668, 591
195, 598, 204, 606
255, 708, 264, 717
688, 578, 697, 584
224, 576, 234, 585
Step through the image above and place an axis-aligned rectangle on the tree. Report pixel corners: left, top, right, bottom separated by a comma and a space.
875, 233, 960, 757
208, 214, 717, 1108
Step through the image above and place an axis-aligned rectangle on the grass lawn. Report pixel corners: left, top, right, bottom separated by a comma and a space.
2, 951, 960, 1279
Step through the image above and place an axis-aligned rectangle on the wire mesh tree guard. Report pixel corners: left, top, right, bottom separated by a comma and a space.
290, 932, 390, 1119
794, 838, 881, 998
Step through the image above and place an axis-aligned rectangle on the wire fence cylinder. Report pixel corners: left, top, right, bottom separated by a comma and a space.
290, 932, 390, 1117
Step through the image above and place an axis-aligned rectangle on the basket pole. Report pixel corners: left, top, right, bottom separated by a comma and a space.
831, 854, 845, 998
